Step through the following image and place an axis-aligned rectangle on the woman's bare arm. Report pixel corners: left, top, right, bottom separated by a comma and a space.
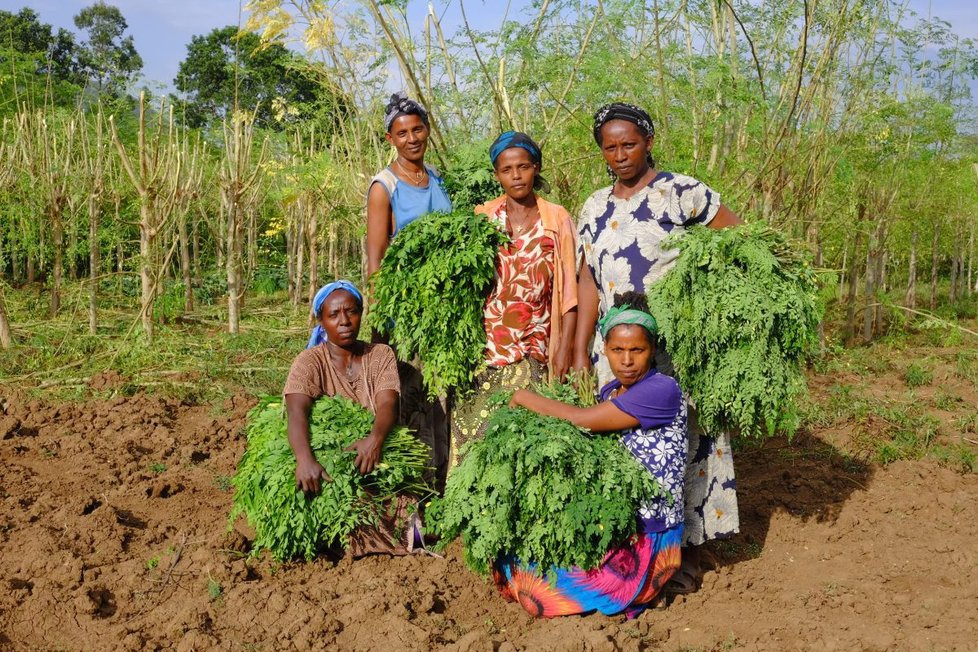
366, 182, 394, 277
509, 388, 639, 432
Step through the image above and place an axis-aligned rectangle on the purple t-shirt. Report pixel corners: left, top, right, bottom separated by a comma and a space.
601, 369, 687, 533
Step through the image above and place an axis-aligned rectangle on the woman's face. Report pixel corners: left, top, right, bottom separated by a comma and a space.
598, 119, 653, 183
604, 324, 654, 387
319, 290, 362, 347
493, 147, 539, 203
386, 114, 429, 163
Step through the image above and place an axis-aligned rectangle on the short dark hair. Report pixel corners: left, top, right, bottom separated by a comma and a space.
610, 291, 656, 346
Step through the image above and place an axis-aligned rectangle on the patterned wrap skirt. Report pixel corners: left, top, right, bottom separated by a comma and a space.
491, 524, 683, 619
450, 357, 546, 468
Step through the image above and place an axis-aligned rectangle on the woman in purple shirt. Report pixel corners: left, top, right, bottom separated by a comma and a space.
498, 292, 686, 618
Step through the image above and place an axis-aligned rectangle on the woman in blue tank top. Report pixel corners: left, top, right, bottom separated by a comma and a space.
365, 93, 453, 277
365, 92, 453, 493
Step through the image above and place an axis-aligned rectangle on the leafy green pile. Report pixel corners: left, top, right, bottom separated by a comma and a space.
229, 396, 431, 561
426, 386, 666, 575
647, 223, 823, 439
368, 209, 507, 397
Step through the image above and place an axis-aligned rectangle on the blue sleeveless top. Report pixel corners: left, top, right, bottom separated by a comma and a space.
370, 165, 453, 235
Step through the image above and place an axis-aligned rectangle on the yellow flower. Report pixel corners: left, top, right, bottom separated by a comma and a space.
479, 410, 488, 418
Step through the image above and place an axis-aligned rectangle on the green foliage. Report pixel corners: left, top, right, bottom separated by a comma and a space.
206, 578, 222, 601
229, 396, 431, 561
903, 363, 932, 388
368, 210, 507, 397
173, 26, 330, 129
647, 223, 823, 439
427, 384, 666, 575
441, 140, 499, 210
72, 2, 143, 95
251, 266, 288, 295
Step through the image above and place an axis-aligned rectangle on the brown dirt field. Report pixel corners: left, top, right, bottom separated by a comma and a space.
2, 347, 977, 651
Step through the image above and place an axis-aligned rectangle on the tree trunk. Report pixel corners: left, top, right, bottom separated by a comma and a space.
0, 288, 12, 349
874, 250, 887, 336
69, 219, 78, 280
51, 208, 63, 317
845, 230, 863, 342
930, 222, 940, 311
327, 219, 337, 279
11, 248, 21, 284
306, 207, 319, 308
286, 213, 297, 305
905, 230, 917, 308
862, 246, 875, 343
247, 207, 257, 279
226, 197, 244, 335
139, 201, 156, 342
839, 244, 848, 300
191, 212, 201, 286
26, 254, 35, 284
815, 240, 825, 355
295, 215, 305, 309
88, 194, 100, 334
950, 247, 959, 303
968, 224, 975, 297
178, 210, 193, 312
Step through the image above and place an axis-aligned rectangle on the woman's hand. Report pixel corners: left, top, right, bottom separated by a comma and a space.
509, 389, 528, 408
552, 343, 573, 381
346, 434, 384, 474
295, 457, 328, 494
572, 351, 593, 373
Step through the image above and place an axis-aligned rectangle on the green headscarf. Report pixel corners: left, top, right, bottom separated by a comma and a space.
598, 305, 658, 339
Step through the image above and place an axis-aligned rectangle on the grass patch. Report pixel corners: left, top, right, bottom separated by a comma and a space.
932, 390, 962, 411
903, 363, 932, 388
0, 282, 306, 401
955, 353, 978, 384
930, 443, 977, 474
954, 412, 978, 435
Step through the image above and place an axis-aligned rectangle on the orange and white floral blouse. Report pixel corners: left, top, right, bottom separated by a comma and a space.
475, 196, 579, 373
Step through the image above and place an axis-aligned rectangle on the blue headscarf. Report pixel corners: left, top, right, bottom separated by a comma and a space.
307, 280, 363, 349
488, 131, 550, 192
489, 131, 542, 166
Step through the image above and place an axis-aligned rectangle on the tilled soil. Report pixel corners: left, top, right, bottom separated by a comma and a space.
1, 379, 976, 651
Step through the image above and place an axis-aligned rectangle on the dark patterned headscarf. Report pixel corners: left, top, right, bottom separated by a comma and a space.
384, 92, 429, 132
488, 131, 550, 192
592, 103, 655, 144
592, 103, 656, 180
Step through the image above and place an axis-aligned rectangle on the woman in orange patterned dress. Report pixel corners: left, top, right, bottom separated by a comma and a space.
450, 132, 578, 465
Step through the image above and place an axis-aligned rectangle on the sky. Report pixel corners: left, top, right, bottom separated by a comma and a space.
5, 0, 978, 94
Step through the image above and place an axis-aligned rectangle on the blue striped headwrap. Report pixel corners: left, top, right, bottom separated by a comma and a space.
598, 305, 658, 340
307, 280, 363, 349
489, 131, 542, 166
489, 131, 550, 192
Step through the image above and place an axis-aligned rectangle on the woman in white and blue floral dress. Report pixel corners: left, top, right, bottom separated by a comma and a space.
572, 102, 742, 594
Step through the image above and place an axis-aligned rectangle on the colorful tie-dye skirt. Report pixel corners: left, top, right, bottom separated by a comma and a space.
491, 524, 683, 618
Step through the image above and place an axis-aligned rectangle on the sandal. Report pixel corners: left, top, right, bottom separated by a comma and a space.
664, 554, 702, 596
699, 547, 721, 572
